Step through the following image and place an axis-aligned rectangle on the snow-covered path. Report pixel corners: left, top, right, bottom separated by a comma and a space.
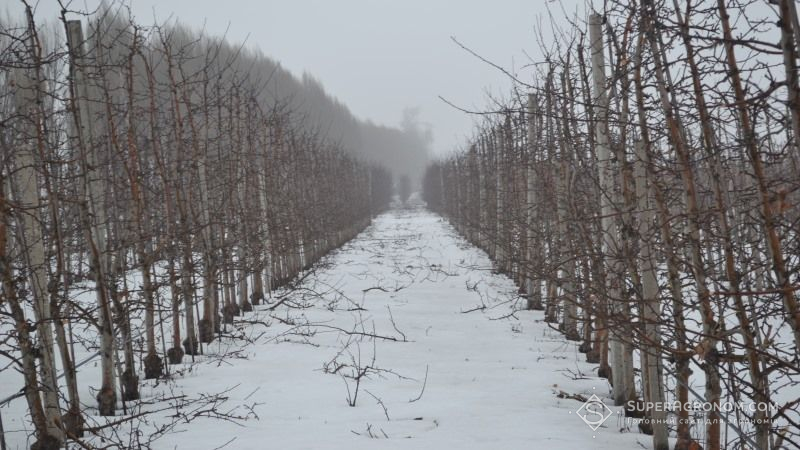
146, 206, 646, 450
0, 206, 648, 449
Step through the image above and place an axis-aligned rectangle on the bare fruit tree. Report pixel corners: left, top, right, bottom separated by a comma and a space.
424, 3, 800, 450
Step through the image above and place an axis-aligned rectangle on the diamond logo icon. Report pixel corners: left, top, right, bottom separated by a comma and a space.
575, 394, 613, 431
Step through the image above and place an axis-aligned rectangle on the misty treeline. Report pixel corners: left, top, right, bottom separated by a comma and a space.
288, 76, 431, 183
424, 1, 799, 450
0, 1, 426, 448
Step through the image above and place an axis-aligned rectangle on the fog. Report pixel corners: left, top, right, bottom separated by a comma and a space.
22, 0, 603, 173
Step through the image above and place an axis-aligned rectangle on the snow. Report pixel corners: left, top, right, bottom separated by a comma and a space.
2, 205, 650, 449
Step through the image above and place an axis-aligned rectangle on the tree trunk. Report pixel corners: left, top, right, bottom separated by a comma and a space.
13, 67, 65, 440
65, 19, 117, 417
643, 4, 721, 446
633, 141, 669, 450
10, 64, 64, 447
525, 94, 543, 310
590, 13, 628, 405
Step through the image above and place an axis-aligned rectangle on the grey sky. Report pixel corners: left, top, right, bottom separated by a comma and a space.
27, 0, 591, 156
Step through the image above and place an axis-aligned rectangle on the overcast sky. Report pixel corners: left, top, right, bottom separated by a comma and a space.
23, 0, 592, 156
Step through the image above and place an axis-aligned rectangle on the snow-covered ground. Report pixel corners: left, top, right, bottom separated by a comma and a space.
2, 206, 649, 449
